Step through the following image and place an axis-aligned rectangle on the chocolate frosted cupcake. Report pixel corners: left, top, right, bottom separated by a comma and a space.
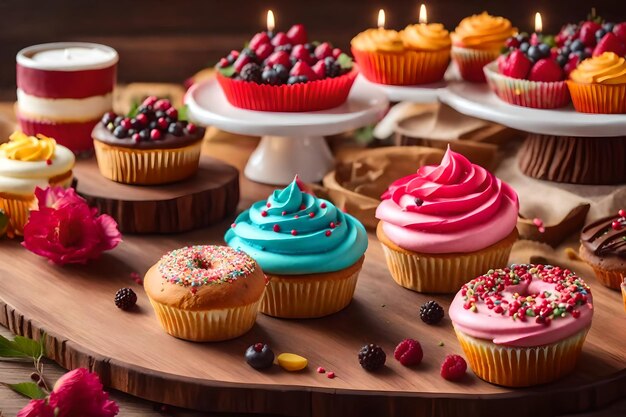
92, 96, 204, 185
579, 209, 626, 290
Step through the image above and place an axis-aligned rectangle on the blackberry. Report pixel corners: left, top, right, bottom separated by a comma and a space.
419, 300, 444, 324
114, 288, 137, 310
358, 344, 386, 371
241, 63, 262, 83
326, 62, 341, 78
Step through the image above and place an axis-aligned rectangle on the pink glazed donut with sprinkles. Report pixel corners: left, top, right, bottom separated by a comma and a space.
449, 264, 593, 387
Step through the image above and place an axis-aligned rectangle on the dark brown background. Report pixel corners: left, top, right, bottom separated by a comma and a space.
1, 0, 625, 100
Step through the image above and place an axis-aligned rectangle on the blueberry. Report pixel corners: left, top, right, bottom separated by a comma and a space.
516, 33, 529, 43
101, 112, 116, 126
571, 39, 585, 52
596, 28, 607, 40
560, 46, 571, 57
114, 116, 123, 126
289, 56, 298, 66
556, 54, 567, 67
304, 43, 315, 53
603, 22, 615, 32
273, 64, 289, 82
167, 122, 183, 136
564, 38, 573, 46
155, 110, 166, 119
139, 129, 150, 141
113, 126, 127, 138
262, 68, 280, 85
275, 44, 292, 53
527, 45, 542, 62
538, 43, 551, 58
127, 129, 136, 137
149, 121, 158, 129
297, 75, 308, 83
520, 42, 530, 53
287, 76, 300, 85
244, 343, 275, 370
227, 54, 236, 64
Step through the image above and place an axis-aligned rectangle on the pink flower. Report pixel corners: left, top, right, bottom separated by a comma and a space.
17, 368, 118, 417
22, 187, 122, 265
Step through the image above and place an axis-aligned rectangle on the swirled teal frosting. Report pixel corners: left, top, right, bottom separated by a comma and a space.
224, 178, 368, 275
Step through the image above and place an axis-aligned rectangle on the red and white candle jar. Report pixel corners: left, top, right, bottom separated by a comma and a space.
16, 42, 118, 155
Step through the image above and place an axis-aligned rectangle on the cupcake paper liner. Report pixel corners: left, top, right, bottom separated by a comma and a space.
261, 267, 361, 318
93, 140, 202, 185
566, 81, 626, 114
377, 223, 517, 293
451, 46, 500, 83
18, 114, 100, 155
351, 47, 450, 85
621, 280, 626, 312
578, 244, 624, 290
148, 298, 261, 342
216, 68, 357, 112
484, 62, 570, 109
454, 327, 589, 387
0, 195, 33, 236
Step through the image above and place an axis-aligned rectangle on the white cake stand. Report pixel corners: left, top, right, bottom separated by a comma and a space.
439, 82, 626, 137
185, 77, 389, 184
358, 75, 445, 103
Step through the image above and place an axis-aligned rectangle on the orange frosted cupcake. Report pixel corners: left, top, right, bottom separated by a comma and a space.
450, 264, 593, 387
567, 52, 626, 113
451, 12, 516, 83
352, 23, 451, 85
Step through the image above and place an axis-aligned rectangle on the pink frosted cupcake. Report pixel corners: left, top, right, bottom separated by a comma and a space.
375, 148, 519, 293
450, 264, 593, 387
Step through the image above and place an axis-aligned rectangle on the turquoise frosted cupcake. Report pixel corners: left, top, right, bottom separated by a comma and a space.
225, 177, 368, 318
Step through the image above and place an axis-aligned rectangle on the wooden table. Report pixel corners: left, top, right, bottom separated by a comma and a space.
1, 107, 625, 417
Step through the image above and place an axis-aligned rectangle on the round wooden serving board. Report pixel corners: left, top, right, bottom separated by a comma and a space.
1, 224, 625, 416
74, 157, 239, 234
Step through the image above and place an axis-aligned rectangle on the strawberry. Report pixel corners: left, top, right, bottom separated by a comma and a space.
265, 51, 291, 68
497, 49, 531, 79
255, 43, 274, 61
332, 48, 343, 59
289, 61, 317, 80
249, 32, 271, 50
564, 55, 580, 75
291, 44, 314, 64
528, 58, 564, 82
614, 22, 626, 43
311, 60, 326, 80
579, 21, 602, 47
286, 24, 307, 45
314, 42, 333, 60
593, 32, 626, 57
271, 32, 290, 47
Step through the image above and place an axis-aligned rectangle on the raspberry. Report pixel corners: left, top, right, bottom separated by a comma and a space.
358, 344, 386, 371
114, 288, 137, 310
419, 300, 444, 324
440, 354, 467, 381
393, 339, 423, 366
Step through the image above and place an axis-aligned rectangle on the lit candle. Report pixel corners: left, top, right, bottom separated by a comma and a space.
419, 4, 427, 24
267, 10, 275, 33
534, 12, 543, 34
378, 9, 386, 29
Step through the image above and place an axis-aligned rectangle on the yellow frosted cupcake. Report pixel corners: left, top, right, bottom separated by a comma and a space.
567, 52, 626, 113
0, 131, 75, 235
451, 12, 516, 82
144, 245, 265, 342
351, 23, 451, 85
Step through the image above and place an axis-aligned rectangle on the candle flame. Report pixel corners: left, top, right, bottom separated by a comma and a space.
267, 10, 275, 32
377, 9, 385, 28
419, 4, 427, 24
535, 12, 542, 33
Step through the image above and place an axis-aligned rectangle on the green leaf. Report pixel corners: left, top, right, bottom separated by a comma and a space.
354, 125, 375, 144
0, 335, 29, 358
178, 105, 189, 122
542, 35, 556, 48
126, 100, 140, 118
217, 64, 236, 77
7, 382, 46, 399
337, 53, 354, 70
13, 336, 44, 358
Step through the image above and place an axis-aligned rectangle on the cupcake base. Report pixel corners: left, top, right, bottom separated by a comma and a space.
93, 139, 202, 185
261, 257, 364, 318
148, 298, 261, 342
454, 327, 589, 387
518, 133, 626, 184
578, 244, 624, 290
451, 46, 500, 83
377, 223, 518, 293
566, 80, 626, 114
0, 193, 33, 236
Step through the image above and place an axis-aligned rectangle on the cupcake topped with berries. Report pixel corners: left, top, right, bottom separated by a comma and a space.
92, 96, 205, 185
484, 32, 571, 109
215, 24, 357, 112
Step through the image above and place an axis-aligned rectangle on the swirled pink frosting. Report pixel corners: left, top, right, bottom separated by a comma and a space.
375, 148, 518, 253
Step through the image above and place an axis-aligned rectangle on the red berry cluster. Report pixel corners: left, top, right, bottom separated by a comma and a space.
101, 96, 197, 143
555, 18, 626, 74
461, 264, 591, 326
216, 24, 352, 85
498, 33, 564, 82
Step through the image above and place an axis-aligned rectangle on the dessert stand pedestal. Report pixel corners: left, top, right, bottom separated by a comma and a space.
74, 156, 239, 234
439, 82, 626, 184
358, 74, 445, 103
185, 77, 388, 185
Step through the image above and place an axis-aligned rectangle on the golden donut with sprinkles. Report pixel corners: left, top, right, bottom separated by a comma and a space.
144, 245, 266, 342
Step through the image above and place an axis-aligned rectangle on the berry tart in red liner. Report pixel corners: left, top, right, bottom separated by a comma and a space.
215, 24, 357, 112
484, 33, 570, 109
